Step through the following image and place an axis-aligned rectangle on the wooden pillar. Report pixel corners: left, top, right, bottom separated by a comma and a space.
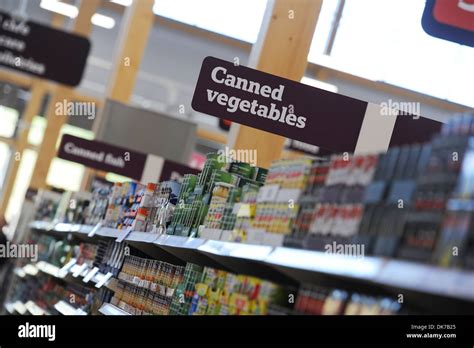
80, 0, 154, 190
51, 12, 67, 29
228, 0, 323, 169
0, 82, 46, 215
29, 0, 101, 190
106, 0, 155, 102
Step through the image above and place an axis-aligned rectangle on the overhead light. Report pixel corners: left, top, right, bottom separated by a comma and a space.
91, 13, 115, 29
41, 0, 115, 30
301, 77, 338, 93
110, 0, 132, 6
40, 0, 78, 18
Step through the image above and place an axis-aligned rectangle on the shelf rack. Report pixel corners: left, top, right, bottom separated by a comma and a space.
29, 221, 474, 314
98, 303, 131, 316
54, 300, 87, 316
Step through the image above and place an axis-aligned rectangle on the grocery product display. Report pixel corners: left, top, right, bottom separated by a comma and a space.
4, 233, 101, 315
25, 115, 474, 271
110, 255, 185, 315
292, 285, 401, 316
1, 2, 473, 346
355, 118, 474, 268
33, 190, 63, 222
2, 115, 473, 319
169, 156, 267, 237
109, 256, 284, 316
4, 228, 414, 316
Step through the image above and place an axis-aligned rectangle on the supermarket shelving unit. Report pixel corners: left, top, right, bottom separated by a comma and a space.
27, 221, 474, 315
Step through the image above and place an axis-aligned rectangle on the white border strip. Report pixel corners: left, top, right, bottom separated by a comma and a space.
354, 102, 397, 155
140, 154, 164, 183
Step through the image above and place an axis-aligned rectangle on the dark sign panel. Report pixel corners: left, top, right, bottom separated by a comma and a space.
58, 134, 147, 181
192, 57, 442, 154
422, 0, 474, 47
58, 134, 199, 183
389, 114, 442, 148
0, 11, 90, 86
192, 56, 368, 153
160, 160, 200, 182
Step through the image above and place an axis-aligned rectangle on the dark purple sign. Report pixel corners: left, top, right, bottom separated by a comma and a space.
160, 160, 200, 182
0, 11, 90, 86
192, 57, 368, 153
192, 57, 442, 153
389, 114, 442, 147
57, 134, 146, 180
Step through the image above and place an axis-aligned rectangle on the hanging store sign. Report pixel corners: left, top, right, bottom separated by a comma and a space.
422, 0, 474, 47
58, 135, 197, 183
58, 134, 149, 181
192, 57, 442, 155
160, 160, 200, 182
0, 11, 90, 86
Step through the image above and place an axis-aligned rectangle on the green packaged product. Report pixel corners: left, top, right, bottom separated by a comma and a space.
229, 162, 253, 179
252, 166, 268, 183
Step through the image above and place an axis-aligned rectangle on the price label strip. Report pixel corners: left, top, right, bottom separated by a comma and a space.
257, 185, 279, 203
95, 272, 113, 288
58, 258, 77, 277
47, 222, 58, 232
70, 224, 81, 232
116, 227, 133, 243
246, 229, 265, 245
83, 267, 99, 283
262, 232, 285, 247
88, 222, 102, 237
72, 263, 89, 278
145, 233, 160, 243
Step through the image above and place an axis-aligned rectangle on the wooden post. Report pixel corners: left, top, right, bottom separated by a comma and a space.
106, 0, 155, 102
227, 0, 323, 169
80, 0, 155, 190
0, 70, 32, 88
51, 12, 67, 29
29, 0, 101, 190
0, 82, 46, 215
